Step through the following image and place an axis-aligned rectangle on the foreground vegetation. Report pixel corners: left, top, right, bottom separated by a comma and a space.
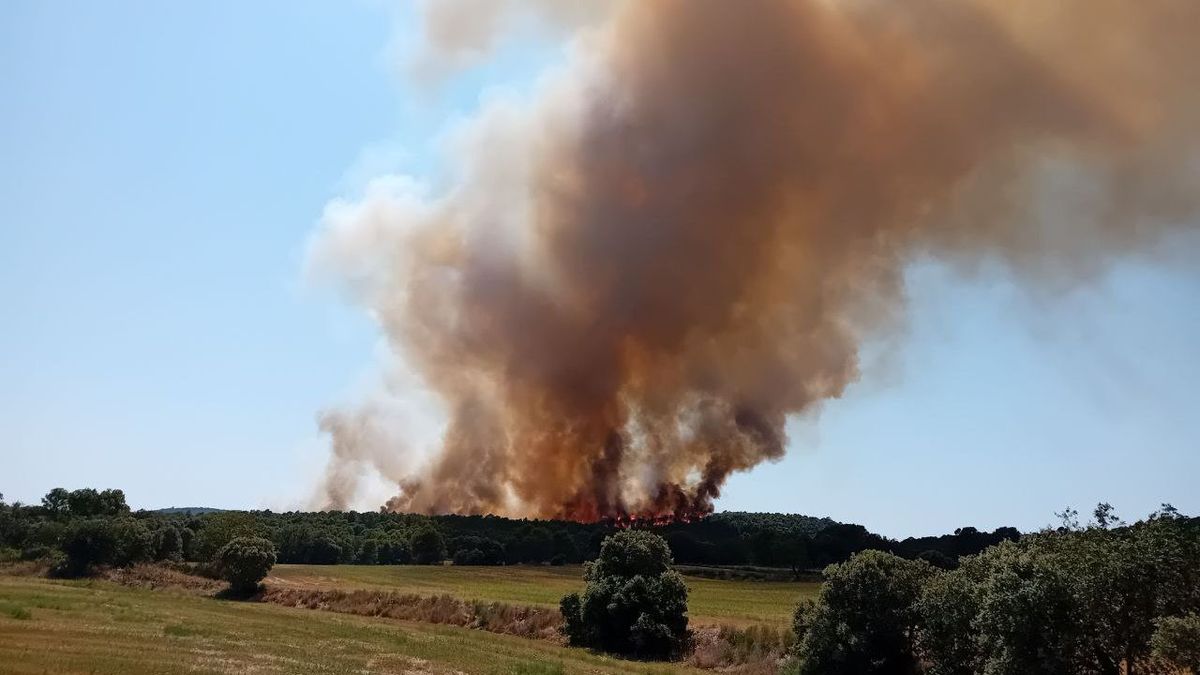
561, 530, 691, 658
789, 505, 1200, 674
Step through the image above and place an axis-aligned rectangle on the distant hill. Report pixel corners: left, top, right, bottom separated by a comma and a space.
147, 506, 226, 515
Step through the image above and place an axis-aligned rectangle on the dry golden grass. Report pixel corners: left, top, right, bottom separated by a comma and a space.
262, 564, 810, 673
0, 574, 704, 674
260, 586, 561, 640
104, 564, 224, 592
686, 624, 792, 673
1, 561, 812, 673
269, 564, 817, 628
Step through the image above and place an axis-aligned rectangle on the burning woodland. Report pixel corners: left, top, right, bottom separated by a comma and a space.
310, 0, 1200, 521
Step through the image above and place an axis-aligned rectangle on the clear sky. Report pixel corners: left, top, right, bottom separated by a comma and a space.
3, 2, 1197, 538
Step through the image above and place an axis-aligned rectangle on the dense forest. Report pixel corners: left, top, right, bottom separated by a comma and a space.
0, 487, 1017, 572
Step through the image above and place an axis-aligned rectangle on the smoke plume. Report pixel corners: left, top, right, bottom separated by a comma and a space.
311, 0, 1200, 520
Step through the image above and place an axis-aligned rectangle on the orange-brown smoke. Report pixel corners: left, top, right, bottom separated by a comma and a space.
311, 0, 1200, 520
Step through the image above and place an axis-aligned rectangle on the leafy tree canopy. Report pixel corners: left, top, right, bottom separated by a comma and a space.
214, 536, 276, 595
561, 530, 690, 659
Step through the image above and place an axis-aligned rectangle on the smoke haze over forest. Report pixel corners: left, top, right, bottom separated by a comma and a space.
309, 0, 1200, 521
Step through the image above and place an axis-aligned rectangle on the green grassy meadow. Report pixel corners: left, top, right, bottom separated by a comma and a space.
0, 575, 704, 675
269, 564, 818, 628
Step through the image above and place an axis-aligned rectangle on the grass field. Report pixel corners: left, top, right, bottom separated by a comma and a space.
0, 575, 704, 675
269, 564, 818, 628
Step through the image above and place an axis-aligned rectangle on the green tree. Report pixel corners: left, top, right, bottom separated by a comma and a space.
1151, 614, 1200, 673
917, 554, 992, 675
918, 507, 1200, 675
194, 512, 260, 561
110, 518, 154, 567
26, 520, 66, 548
98, 489, 129, 516
971, 542, 1084, 675
560, 530, 690, 659
357, 538, 379, 565
377, 534, 412, 564
307, 536, 342, 565
791, 550, 933, 675
214, 536, 276, 595
410, 527, 446, 565
66, 489, 105, 518
41, 488, 70, 519
276, 524, 316, 563
1067, 521, 1187, 673
1092, 502, 1123, 529
153, 526, 184, 561
59, 519, 118, 575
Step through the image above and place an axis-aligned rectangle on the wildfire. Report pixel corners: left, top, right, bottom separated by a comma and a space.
601, 510, 708, 529
315, 0, 1200, 520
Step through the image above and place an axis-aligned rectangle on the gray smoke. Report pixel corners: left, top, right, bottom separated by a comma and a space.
311, 0, 1200, 519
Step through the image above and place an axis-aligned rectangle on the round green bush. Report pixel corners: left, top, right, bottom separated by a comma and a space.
560, 529, 690, 659
110, 519, 154, 567
792, 549, 933, 675
213, 536, 276, 594
59, 519, 118, 576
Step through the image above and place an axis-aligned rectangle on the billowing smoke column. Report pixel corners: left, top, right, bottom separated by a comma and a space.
311, 0, 1200, 520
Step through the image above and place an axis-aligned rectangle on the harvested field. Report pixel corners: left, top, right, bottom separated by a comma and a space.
268, 564, 818, 628
0, 575, 704, 674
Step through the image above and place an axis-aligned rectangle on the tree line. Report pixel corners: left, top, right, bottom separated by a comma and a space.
0, 489, 1022, 573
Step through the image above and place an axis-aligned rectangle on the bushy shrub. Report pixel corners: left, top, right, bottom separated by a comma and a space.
917, 513, 1200, 675
26, 521, 66, 548
20, 545, 53, 561
791, 550, 933, 675
969, 542, 1083, 675
110, 519, 154, 567
560, 530, 690, 659
194, 512, 260, 561
915, 554, 990, 675
65, 488, 104, 518
59, 519, 118, 575
153, 526, 184, 561
213, 536, 276, 594
1152, 614, 1200, 672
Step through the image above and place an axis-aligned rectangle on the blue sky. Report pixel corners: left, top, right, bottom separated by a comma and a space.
3, 2, 1197, 537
